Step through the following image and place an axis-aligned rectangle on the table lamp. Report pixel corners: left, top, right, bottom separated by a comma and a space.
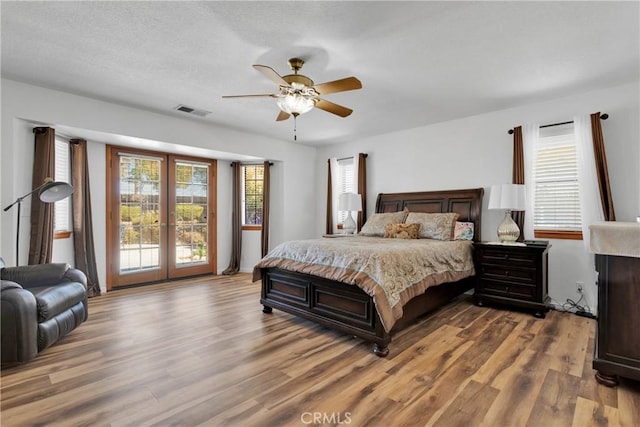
488, 183, 526, 244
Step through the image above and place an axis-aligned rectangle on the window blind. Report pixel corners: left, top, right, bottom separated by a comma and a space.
337, 157, 354, 223
242, 164, 264, 225
54, 138, 70, 233
533, 131, 581, 231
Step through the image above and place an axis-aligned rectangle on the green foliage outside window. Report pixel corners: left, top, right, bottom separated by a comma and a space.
244, 165, 264, 225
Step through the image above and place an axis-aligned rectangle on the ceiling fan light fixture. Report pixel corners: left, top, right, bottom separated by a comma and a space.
224, 58, 361, 122
276, 94, 316, 115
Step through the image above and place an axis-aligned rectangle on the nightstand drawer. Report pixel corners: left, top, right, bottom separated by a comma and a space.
478, 250, 536, 268
479, 265, 536, 285
478, 279, 536, 300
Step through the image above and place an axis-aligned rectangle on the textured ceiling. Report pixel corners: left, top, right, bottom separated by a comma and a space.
2, 1, 638, 147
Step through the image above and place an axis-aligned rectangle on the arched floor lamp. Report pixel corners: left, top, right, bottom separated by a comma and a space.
3, 179, 74, 265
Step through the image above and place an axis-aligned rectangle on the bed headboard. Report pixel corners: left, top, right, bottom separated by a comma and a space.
374, 188, 485, 242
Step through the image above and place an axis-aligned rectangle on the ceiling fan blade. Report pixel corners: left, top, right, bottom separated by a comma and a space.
313, 77, 362, 95
314, 99, 353, 117
276, 110, 290, 121
222, 94, 277, 98
253, 64, 289, 86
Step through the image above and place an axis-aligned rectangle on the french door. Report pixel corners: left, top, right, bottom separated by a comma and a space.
106, 146, 217, 289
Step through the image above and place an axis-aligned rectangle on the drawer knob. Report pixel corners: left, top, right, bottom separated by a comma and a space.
503, 254, 509, 259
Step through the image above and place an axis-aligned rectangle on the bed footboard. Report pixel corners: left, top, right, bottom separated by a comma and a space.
260, 268, 391, 356
261, 267, 475, 356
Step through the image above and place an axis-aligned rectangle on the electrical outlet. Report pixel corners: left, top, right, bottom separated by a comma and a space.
576, 281, 584, 294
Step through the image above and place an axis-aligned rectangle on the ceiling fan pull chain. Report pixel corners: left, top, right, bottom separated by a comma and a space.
293, 114, 297, 141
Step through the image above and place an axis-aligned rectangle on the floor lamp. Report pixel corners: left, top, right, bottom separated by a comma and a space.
3, 179, 74, 265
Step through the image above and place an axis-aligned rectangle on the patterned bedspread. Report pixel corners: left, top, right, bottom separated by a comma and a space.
252, 236, 475, 331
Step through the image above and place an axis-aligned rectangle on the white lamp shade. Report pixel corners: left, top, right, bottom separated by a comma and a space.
338, 193, 362, 212
488, 184, 526, 211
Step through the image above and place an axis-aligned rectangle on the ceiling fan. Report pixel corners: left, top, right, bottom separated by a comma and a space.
222, 57, 362, 122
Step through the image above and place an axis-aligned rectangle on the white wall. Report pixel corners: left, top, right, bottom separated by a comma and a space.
3, 78, 638, 309
316, 82, 640, 315
1, 79, 317, 292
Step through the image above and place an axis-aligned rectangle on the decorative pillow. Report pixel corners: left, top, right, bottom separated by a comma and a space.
384, 223, 421, 239
359, 211, 409, 236
454, 221, 475, 241
405, 212, 459, 240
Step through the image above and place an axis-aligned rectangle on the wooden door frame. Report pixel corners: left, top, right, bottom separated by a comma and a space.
106, 146, 217, 290
167, 155, 217, 279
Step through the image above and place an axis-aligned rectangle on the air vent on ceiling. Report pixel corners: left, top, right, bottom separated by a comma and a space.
174, 104, 211, 117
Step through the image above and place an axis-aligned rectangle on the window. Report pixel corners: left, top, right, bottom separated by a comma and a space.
54, 138, 71, 238
336, 157, 355, 224
242, 164, 264, 229
532, 124, 583, 240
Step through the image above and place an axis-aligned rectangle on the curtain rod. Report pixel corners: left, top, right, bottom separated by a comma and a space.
507, 113, 608, 134
231, 161, 274, 166
335, 153, 368, 162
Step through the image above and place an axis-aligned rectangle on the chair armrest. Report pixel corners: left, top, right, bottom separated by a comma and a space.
1, 284, 38, 363
62, 268, 88, 290
2, 279, 23, 292
1, 263, 73, 289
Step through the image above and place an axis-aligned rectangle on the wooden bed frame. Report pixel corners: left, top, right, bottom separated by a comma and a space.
259, 187, 484, 356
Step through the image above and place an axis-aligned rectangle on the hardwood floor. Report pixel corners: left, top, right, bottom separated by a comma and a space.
1, 273, 639, 426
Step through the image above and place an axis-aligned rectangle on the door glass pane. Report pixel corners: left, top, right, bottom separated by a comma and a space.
175, 162, 208, 266
119, 156, 162, 273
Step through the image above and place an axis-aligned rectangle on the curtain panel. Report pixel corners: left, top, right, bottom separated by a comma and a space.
70, 139, 101, 297
511, 126, 525, 241
223, 161, 242, 275
28, 127, 56, 265
590, 112, 616, 221
325, 159, 333, 235
356, 153, 367, 232
574, 115, 606, 252
261, 161, 271, 257
521, 124, 539, 241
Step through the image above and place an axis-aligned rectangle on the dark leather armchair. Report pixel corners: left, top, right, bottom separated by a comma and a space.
1, 258, 88, 363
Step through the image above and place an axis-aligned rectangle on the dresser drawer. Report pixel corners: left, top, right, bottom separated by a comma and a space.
479, 264, 536, 285
478, 279, 536, 300
478, 249, 536, 268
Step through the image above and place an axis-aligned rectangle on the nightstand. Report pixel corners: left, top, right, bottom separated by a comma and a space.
473, 242, 550, 318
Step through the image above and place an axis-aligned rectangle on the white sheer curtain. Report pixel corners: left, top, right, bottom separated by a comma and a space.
353, 153, 361, 195
575, 114, 605, 251
522, 123, 539, 240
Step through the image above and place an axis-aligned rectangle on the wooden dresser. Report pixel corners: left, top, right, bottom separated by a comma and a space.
473, 242, 550, 318
592, 254, 640, 386
590, 221, 640, 386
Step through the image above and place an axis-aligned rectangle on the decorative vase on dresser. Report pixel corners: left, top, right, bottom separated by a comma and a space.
590, 222, 640, 387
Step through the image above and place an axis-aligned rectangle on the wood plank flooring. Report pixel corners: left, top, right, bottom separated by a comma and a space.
1, 273, 639, 426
